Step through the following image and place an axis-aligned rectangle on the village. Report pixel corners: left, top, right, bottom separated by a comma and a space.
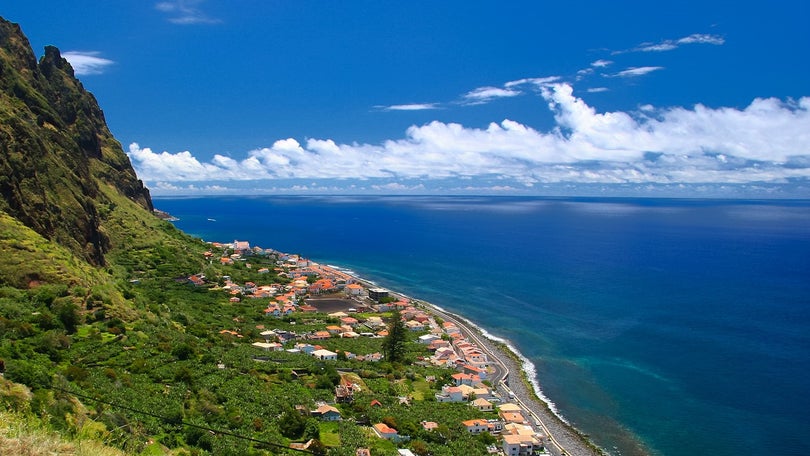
189, 240, 552, 456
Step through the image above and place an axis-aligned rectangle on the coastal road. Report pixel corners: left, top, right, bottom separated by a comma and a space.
421, 302, 601, 456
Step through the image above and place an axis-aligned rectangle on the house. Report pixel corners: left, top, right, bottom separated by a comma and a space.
471, 398, 494, 412
418, 334, 440, 344
451, 373, 475, 386
372, 423, 401, 442
363, 352, 383, 362
502, 434, 540, 456
356, 450, 370, 456
295, 344, 316, 355
462, 419, 489, 435
420, 421, 438, 431
311, 404, 341, 421
335, 384, 356, 403
405, 320, 425, 331
499, 410, 527, 424
345, 283, 364, 296
310, 331, 331, 340
312, 349, 338, 361
252, 342, 282, 351
397, 450, 416, 456
435, 385, 464, 403
368, 288, 389, 301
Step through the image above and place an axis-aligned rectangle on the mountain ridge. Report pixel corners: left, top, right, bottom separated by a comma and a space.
0, 16, 151, 268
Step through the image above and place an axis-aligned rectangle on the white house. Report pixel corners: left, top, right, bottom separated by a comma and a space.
462, 419, 489, 435
312, 349, 338, 361
435, 385, 464, 403
502, 434, 540, 456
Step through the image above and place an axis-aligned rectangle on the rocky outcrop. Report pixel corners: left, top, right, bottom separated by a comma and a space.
0, 16, 152, 266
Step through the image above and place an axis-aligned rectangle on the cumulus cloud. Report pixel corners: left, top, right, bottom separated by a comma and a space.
61, 51, 114, 76
155, 0, 220, 24
129, 84, 810, 191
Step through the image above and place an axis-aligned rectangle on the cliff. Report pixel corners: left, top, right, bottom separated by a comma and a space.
0, 17, 152, 268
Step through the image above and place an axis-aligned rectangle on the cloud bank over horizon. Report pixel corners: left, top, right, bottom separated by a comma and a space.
128, 83, 810, 196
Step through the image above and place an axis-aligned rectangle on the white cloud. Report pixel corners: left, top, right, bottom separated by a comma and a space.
381, 103, 440, 111
587, 87, 609, 93
613, 66, 664, 77
617, 33, 725, 54
504, 76, 561, 88
677, 33, 725, 45
462, 86, 522, 105
591, 59, 613, 68
61, 51, 114, 76
155, 0, 219, 24
129, 84, 810, 191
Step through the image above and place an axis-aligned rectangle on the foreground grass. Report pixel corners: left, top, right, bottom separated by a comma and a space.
0, 410, 126, 456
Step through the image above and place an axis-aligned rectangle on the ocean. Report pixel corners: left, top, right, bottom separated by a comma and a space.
154, 195, 810, 455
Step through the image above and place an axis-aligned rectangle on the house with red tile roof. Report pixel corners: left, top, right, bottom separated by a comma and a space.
461, 419, 489, 435
372, 423, 401, 441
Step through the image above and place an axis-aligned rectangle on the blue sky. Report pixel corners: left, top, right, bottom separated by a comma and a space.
3, 1, 810, 197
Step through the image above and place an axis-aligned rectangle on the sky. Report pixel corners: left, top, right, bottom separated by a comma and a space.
3, 1, 810, 197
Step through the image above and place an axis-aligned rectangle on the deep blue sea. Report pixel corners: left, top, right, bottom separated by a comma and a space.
155, 195, 810, 456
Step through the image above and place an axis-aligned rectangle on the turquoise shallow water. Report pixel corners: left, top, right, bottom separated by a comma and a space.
155, 195, 810, 455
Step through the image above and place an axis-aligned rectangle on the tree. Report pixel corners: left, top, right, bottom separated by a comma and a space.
382, 310, 407, 363
304, 418, 320, 441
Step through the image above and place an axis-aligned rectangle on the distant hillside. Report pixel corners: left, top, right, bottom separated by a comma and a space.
0, 17, 152, 268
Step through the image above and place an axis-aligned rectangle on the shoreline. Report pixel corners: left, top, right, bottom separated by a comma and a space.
332, 264, 606, 456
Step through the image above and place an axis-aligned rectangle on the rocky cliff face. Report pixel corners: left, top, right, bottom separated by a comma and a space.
0, 17, 152, 266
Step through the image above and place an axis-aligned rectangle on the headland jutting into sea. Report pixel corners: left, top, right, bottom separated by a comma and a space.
207, 238, 606, 456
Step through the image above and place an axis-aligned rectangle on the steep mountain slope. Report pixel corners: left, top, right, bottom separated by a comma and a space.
0, 17, 152, 268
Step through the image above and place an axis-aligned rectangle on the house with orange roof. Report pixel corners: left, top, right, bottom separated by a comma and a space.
372, 423, 402, 442
451, 373, 475, 386
310, 331, 331, 340
325, 325, 344, 334
311, 404, 341, 421
435, 385, 464, 403
345, 283, 364, 296
499, 410, 527, 424
461, 419, 489, 435
502, 434, 541, 456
